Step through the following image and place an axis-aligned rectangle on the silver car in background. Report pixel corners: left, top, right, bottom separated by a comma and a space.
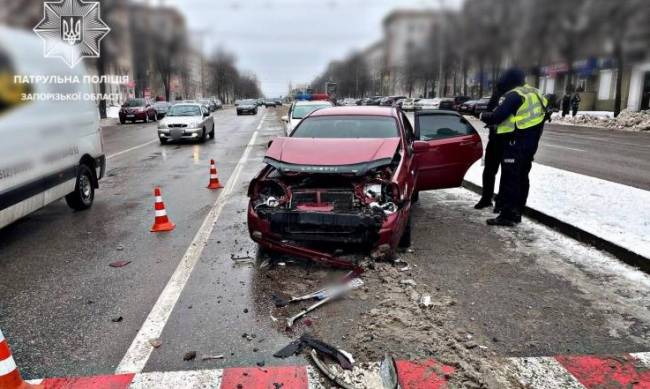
157, 103, 214, 144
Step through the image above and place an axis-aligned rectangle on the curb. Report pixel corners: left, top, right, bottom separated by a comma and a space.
25, 352, 650, 388
462, 180, 650, 274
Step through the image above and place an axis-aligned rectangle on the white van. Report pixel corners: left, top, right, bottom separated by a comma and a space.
0, 27, 105, 230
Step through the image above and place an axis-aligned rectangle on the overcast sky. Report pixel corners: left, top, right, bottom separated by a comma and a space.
166, 0, 461, 97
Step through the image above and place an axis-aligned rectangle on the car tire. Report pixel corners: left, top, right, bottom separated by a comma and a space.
236, 112, 241, 116
159, 138, 167, 145
412, 190, 419, 203
199, 128, 207, 143
65, 164, 95, 211
120, 118, 125, 124
144, 114, 149, 123
209, 125, 215, 139
398, 214, 412, 248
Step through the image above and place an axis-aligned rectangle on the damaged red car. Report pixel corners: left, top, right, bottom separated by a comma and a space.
247, 107, 482, 268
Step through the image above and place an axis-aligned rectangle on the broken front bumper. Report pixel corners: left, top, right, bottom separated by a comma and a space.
247, 204, 409, 267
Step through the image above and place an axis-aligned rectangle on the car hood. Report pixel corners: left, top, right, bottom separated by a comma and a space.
264, 137, 400, 175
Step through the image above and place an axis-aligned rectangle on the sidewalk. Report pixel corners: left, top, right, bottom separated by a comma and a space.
464, 158, 650, 262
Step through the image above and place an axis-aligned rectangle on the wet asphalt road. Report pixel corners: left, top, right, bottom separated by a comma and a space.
1, 107, 649, 380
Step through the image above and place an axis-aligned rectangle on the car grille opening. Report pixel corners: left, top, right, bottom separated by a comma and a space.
169, 124, 188, 128
291, 190, 354, 211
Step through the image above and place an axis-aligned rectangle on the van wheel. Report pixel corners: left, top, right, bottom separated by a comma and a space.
398, 214, 412, 248
66, 165, 95, 211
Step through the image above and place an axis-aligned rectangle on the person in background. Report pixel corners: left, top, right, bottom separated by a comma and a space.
571, 92, 581, 117
479, 68, 547, 226
561, 94, 571, 117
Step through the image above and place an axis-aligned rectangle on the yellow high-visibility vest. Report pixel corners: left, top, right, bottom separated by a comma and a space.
496, 84, 547, 134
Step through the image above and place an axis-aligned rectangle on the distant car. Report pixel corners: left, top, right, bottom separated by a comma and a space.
282, 100, 334, 135
458, 100, 477, 115
200, 99, 217, 112
264, 99, 277, 108
438, 98, 455, 110
415, 98, 441, 110
157, 103, 214, 144
472, 98, 491, 116
394, 98, 407, 108
237, 99, 259, 115
153, 101, 172, 119
211, 98, 223, 110
274, 98, 283, 106
341, 98, 358, 106
401, 98, 420, 111
380, 96, 406, 106
119, 98, 157, 124
451, 96, 471, 110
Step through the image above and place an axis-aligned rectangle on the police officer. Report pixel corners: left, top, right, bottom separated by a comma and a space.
474, 81, 507, 210
479, 68, 547, 226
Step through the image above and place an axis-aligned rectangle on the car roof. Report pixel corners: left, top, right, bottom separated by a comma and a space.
294, 100, 333, 106
309, 106, 398, 118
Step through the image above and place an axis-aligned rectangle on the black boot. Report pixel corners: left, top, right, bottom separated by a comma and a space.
486, 215, 517, 227
474, 198, 493, 209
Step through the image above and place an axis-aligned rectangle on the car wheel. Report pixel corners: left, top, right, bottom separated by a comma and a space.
144, 114, 149, 123
398, 214, 412, 248
412, 190, 419, 203
120, 118, 125, 124
199, 128, 207, 143
209, 125, 215, 139
159, 138, 167, 145
237, 111, 241, 116
65, 164, 95, 211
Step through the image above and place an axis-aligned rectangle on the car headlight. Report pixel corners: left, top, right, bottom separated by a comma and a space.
158, 122, 168, 129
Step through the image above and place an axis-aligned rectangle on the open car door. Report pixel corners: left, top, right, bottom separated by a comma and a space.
413, 111, 483, 191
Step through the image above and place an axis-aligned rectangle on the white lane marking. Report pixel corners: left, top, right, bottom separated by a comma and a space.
129, 369, 223, 388
107, 140, 158, 160
504, 357, 585, 389
0, 356, 17, 376
543, 144, 586, 152
256, 111, 268, 130
116, 130, 259, 374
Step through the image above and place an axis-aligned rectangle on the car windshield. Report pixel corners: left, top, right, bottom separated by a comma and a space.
292, 116, 399, 138
124, 99, 145, 107
167, 105, 201, 117
292, 104, 331, 119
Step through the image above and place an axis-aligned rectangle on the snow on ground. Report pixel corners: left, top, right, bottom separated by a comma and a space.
550, 109, 650, 132
465, 160, 650, 260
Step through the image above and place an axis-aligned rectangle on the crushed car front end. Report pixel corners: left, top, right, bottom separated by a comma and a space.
247, 138, 410, 268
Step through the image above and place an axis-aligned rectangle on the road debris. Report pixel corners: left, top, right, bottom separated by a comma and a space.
379, 354, 398, 389
274, 334, 354, 370
273, 270, 363, 307
201, 354, 224, 361
111, 316, 123, 323
309, 349, 354, 389
109, 260, 131, 268
286, 278, 364, 328
148, 339, 162, 348
183, 351, 197, 361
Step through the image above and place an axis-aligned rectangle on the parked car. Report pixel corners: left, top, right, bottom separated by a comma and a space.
212, 98, 223, 110
401, 98, 420, 111
415, 98, 441, 110
282, 100, 334, 135
380, 96, 406, 106
200, 99, 217, 112
451, 96, 471, 110
264, 99, 277, 108
153, 101, 172, 119
237, 99, 259, 115
157, 103, 214, 144
472, 97, 491, 116
394, 98, 407, 108
438, 98, 455, 110
119, 98, 157, 124
458, 99, 477, 115
341, 98, 358, 106
247, 106, 482, 266
0, 26, 106, 230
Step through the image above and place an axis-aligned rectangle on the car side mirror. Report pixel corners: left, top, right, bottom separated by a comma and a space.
281, 115, 289, 122
413, 140, 430, 153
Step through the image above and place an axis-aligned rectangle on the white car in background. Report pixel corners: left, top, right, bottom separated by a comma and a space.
415, 98, 442, 110
401, 98, 420, 111
157, 103, 214, 144
282, 100, 333, 135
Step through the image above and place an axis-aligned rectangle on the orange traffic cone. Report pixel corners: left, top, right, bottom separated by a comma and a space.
207, 159, 223, 189
0, 329, 43, 389
151, 187, 175, 232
